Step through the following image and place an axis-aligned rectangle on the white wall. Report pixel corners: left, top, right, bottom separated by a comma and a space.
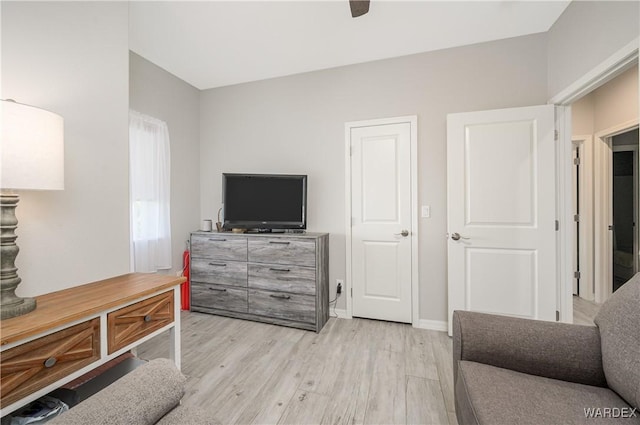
572, 66, 639, 135
129, 52, 201, 276
1, 2, 130, 296
592, 66, 639, 132
571, 94, 595, 136
547, 1, 639, 99
200, 34, 549, 321
4, 1, 632, 322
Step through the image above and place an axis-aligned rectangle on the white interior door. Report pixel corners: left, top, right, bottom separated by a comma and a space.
350, 120, 413, 323
447, 105, 557, 334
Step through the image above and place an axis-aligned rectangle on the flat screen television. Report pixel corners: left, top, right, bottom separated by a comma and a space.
222, 173, 307, 231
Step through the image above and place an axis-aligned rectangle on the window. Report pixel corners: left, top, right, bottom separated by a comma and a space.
129, 110, 171, 272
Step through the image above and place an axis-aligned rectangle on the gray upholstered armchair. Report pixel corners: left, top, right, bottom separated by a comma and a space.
453, 273, 640, 425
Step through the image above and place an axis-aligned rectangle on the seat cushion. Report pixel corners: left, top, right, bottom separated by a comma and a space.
49, 359, 185, 425
456, 361, 639, 425
594, 272, 640, 408
157, 404, 213, 425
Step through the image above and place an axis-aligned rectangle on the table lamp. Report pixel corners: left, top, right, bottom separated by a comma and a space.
1, 99, 64, 319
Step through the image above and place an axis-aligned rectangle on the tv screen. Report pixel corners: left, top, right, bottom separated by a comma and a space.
222, 173, 307, 230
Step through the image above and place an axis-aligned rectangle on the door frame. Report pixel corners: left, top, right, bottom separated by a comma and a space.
344, 115, 419, 326
594, 121, 639, 302
549, 37, 638, 322
572, 135, 595, 301
612, 141, 640, 282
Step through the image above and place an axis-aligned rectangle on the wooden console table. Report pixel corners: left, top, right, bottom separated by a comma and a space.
0, 273, 184, 417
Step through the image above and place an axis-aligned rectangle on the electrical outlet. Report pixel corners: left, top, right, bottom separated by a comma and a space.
336, 279, 344, 294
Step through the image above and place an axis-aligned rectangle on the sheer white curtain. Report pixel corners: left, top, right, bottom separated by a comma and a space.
129, 110, 172, 272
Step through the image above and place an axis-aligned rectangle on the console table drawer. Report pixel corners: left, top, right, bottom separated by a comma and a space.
248, 239, 315, 266
248, 289, 315, 324
1, 318, 100, 408
248, 263, 316, 295
191, 282, 248, 313
191, 258, 248, 287
107, 291, 174, 354
192, 234, 247, 261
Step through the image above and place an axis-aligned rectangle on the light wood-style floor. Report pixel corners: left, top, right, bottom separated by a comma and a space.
573, 295, 601, 326
138, 313, 458, 425
137, 299, 600, 425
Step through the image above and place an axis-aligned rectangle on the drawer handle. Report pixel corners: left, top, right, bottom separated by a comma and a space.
208, 262, 227, 267
269, 267, 291, 272
269, 241, 290, 245
144, 315, 152, 322
44, 357, 57, 368
269, 294, 291, 300
208, 238, 227, 242
209, 287, 227, 292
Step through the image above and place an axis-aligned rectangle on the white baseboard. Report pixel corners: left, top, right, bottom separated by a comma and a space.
332, 308, 349, 319
415, 319, 448, 332
331, 310, 447, 332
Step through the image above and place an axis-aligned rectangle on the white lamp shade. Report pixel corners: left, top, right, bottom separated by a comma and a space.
1, 100, 64, 190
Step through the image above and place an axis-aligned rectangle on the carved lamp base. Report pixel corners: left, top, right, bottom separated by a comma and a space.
1, 193, 37, 320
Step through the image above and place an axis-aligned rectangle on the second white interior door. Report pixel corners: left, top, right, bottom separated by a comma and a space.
447, 105, 558, 334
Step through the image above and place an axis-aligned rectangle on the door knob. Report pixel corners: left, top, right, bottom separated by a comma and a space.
395, 230, 409, 237
450, 232, 469, 241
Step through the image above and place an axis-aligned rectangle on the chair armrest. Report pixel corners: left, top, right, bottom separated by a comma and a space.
453, 310, 607, 387
49, 358, 185, 425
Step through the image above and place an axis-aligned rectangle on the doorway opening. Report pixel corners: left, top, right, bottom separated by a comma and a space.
612, 129, 639, 292
565, 58, 638, 321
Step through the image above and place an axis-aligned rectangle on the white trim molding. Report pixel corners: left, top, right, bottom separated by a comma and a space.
572, 135, 595, 302
416, 319, 448, 332
333, 308, 349, 319
549, 37, 639, 106
331, 310, 447, 333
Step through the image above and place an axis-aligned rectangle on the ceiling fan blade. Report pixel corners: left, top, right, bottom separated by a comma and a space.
349, 0, 370, 18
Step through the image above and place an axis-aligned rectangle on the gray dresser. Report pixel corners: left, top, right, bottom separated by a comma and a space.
189, 231, 329, 332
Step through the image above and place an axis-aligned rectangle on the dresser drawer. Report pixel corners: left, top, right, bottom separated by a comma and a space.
191, 282, 248, 313
248, 263, 316, 295
191, 258, 247, 287
191, 234, 247, 261
1, 318, 100, 408
248, 289, 315, 324
107, 291, 174, 354
248, 238, 315, 266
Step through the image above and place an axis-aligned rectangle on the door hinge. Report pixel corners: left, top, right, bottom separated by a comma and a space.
556, 310, 560, 321
573, 157, 581, 165
608, 225, 614, 231
350, 145, 353, 156
351, 287, 353, 297
574, 214, 580, 222
555, 220, 559, 231
574, 271, 581, 279
554, 130, 559, 141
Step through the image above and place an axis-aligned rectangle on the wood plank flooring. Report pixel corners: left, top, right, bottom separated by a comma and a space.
137, 313, 458, 425
136, 299, 602, 425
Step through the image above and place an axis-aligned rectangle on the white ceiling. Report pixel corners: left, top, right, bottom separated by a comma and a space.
129, 1, 570, 90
